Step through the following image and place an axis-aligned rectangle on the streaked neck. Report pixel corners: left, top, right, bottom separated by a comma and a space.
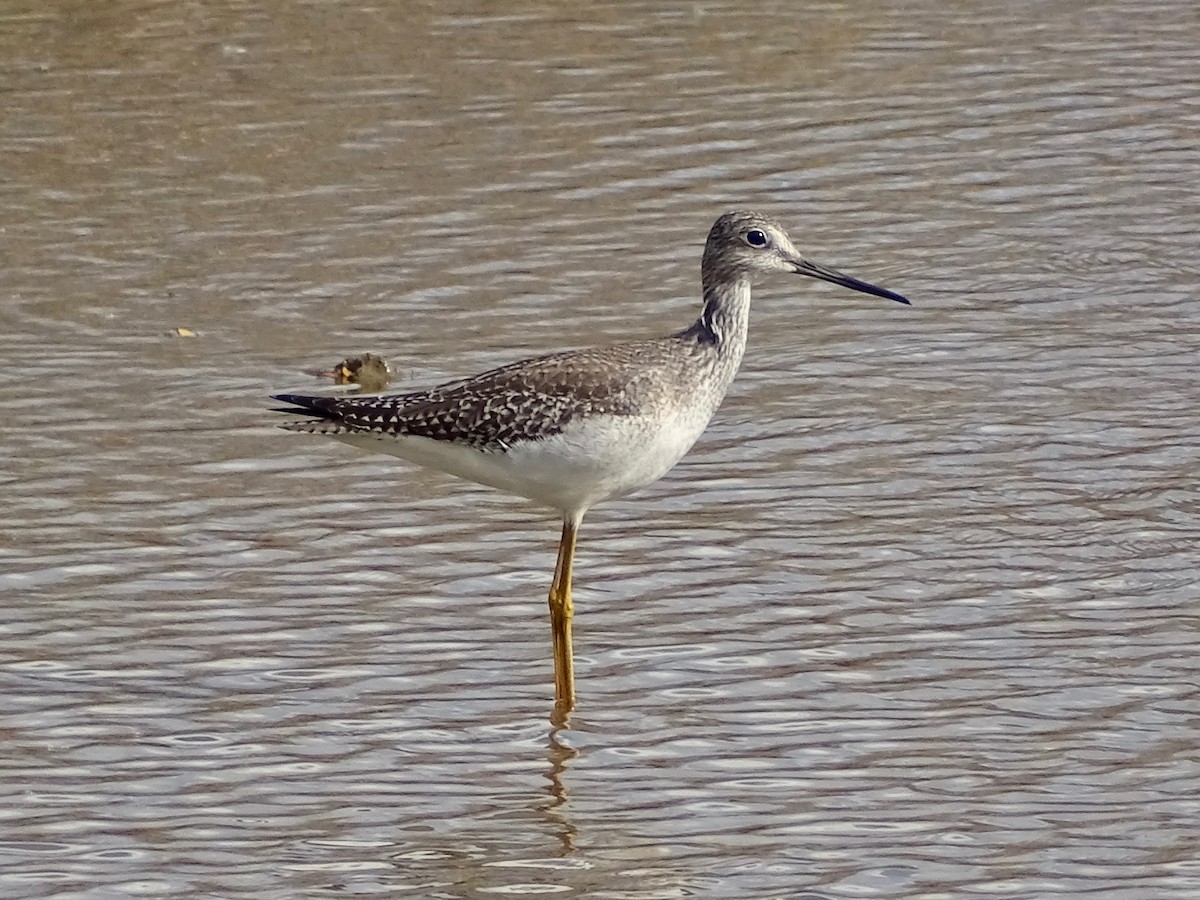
684, 278, 751, 353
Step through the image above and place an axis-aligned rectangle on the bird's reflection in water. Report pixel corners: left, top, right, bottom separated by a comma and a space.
542, 721, 580, 855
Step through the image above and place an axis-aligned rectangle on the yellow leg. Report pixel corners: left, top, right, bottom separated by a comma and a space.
548, 516, 579, 711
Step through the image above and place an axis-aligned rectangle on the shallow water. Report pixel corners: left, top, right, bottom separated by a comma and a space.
2, 0, 1198, 897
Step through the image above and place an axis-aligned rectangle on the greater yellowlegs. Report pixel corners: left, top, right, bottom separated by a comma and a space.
308, 354, 393, 392
273, 211, 909, 711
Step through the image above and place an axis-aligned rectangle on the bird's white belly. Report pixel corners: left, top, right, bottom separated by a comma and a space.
334, 410, 711, 517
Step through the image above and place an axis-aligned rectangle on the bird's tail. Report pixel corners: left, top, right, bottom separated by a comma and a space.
270, 393, 360, 434
271, 393, 341, 418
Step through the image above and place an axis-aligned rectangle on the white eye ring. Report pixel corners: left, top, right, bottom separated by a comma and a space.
744, 229, 768, 247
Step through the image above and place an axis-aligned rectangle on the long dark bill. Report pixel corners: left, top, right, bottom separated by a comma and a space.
794, 259, 910, 305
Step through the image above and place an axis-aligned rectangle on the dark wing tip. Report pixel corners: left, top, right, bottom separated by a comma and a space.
271, 393, 342, 419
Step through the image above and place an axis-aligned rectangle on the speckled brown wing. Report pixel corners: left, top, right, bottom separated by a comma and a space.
274, 340, 681, 451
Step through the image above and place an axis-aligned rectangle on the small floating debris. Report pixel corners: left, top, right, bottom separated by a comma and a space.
169, 326, 199, 338
308, 354, 392, 392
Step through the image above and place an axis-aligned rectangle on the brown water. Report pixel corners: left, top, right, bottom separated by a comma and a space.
3, 1, 1198, 897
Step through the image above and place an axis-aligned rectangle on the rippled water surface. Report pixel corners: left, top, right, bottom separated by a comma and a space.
3, 0, 1199, 897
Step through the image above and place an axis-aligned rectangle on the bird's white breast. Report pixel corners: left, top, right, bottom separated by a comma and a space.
334, 403, 715, 519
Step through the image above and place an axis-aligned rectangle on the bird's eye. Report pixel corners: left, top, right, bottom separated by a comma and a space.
744, 229, 768, 247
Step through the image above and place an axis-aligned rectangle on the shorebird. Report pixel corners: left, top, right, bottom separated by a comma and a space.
273, 211, 909, 712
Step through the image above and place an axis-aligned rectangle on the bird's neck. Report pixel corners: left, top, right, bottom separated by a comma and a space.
682, 278, 752, 358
